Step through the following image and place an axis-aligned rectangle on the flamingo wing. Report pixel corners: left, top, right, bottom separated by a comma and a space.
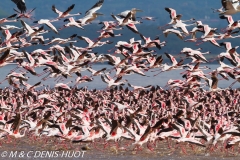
52, 5, 62, 14
11, 0, 26, 13
0, 49, 10, 63
101, 75, 109, 83
85, 0, 104, 16
63, 4, 75, 15
126, 23, 140, 34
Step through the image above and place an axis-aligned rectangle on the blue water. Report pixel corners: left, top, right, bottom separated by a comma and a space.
0, 64, 238, 90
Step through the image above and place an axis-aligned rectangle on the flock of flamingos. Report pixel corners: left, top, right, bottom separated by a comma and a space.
0, 0, 239, 156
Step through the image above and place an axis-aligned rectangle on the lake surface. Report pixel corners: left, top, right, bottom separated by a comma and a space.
1, 137, 240, 160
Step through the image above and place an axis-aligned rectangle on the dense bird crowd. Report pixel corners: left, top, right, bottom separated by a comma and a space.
0, 0, 238, 155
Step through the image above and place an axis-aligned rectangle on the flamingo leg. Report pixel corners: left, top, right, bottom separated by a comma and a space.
10, 66, 20, 73
104, 142, 109, 149
41, 72, 51, 81
108, 47, 116, 53
181, 143, 187, 155
54, 76, 62, 82
229, 80, 237, 88
147, 141, 154, 151
37, 70, 49, 77
154, 71, 163, 77
167, 138, 172, 149
0, 78, 7, 84
190, 144, 195, 151
196, 41, 204, 46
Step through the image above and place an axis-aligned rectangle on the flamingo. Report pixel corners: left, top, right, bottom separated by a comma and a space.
62, 17, 84, 30
137, 16, 157, 21
204, 71, 222, 91
163, 29, 184, 40
172, 19, 194, 35
140, 34, 165, 50
101, 74, 127, 88
79, 0, 104, 26
85, 0, 104, 16
0, 49, 11, 68
86, 67, 106, 76
153, 53, 184, 76
75, 75, 93, 86
117, 8, 143, 21
11, 0, 27, 13
162, 7, 194, 29
98, 21, 122, 31
0, 14, 17, 24
111, 12, 142, 26
44, 34, 77, 46
127, 82, 152, 91
33, 19, 59, 34
14, 7, 36, 20
229, 73, 240, 88
219, 0, 240, 15
77, 36, 112, 49
0, 25, 22, 30
52, 4, 81, 19
20, 20, 44, 37
219, 15, 239, 32
20, 81, 42, 90
55, 82, 72, 91
0, 113, 27, 138
97, 30, 122, 40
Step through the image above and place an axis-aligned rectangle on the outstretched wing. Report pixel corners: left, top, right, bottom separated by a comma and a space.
63, 4, 75, 15
29, 81, 41, 90
52, 5, 62, 14
0, 49, 10, 64
85, 0, 104, 15
11, 0, 26, 13
101, 75, 109, 83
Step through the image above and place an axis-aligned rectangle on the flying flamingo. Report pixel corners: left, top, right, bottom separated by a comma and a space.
219, 0, 240, 15
11, 0, 27, 13
33, 19, 59, 34
62, 17, 84, 30
52, 4, 81, 19
0, 14, 17, 24
14, 7, 36, 20
101, 74, 127, 88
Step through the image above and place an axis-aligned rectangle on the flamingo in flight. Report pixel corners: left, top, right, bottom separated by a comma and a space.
33, 19, 59, 34
161, 7, 194, 29
62, 17, 84, 30
219, 0, 240, 15
76, 0, 104, 26
14, 7, 36, 20
85, 0, 104, 16
101, 74, 127, 88
163, 29, 184, 40
0, 14, 17, 24
11, 0, 27, 13
52, 4, 81, 19
127, 81, 152, 91
117, 8, 143, 21
111, 12, 142, 34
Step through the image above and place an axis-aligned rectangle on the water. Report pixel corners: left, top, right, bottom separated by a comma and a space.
0, 64, 238, 90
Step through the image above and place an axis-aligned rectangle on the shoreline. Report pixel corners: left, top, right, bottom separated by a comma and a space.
0, 136, 240, 160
